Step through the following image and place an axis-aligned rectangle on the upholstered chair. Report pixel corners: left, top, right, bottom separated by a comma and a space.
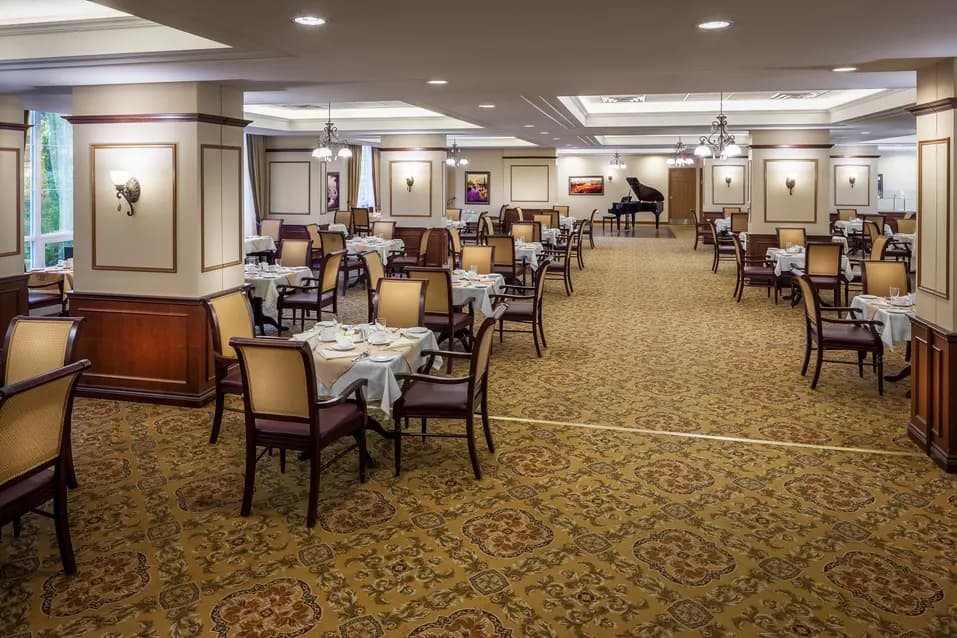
352, 207, 371, 235
691, 210, 709, 251
491, 259, 550, 356
896, 218, 916, 235
204, 290, 257, 444
722, 207, 741, 216
802, 242, 844, 306
391, 306, 506, 479
485, 235, 526, 285
359, 251, 386, 322
374, 278, 428, 329
732, 234, 777, 303
862, 260, 909, 297
776, 227, 807, 249
278, 239, 313, 268
448, 227, 463, 268
730, 212, 749, 234
334, 210, 353, 233
406, 267, 474, 368
371, 220, 395, 240
320, 230, 363, 289
480, 215, 496, 241
709, 222, 735, 273
582, 209, 598, 249
533, 213, 552, 229
511, 221, 539, 244
543, 235, 575, 295
446, 208, 462, 221
461, 246, 495, 275
459, 214, 483, 244
389, 229, 432, 276
277, 251, 344, 331
306, 224, 323, 267
552, 205, 569, 216
27, 275, 67, 315
260, 218, 282, 241
229, 337, 367, 528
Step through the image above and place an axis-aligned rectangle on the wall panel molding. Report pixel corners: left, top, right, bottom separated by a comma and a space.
917, 138, 951, 299
200, 144, 243, 272
0, 147, 21, 257
65, 113, 252, 127
268, 160, 311, 215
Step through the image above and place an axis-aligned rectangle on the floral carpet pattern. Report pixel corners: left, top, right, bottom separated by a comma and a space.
2, 227, 957, 636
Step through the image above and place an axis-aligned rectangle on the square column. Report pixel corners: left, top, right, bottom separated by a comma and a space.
0, 96, 28, 336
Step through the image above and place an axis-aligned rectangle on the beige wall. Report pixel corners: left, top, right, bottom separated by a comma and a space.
878, 149, 917, 211
702, 158, 749, 213
0, 96, 24, 278
830, 145, 880, 216
378, 134, 446, 227
263, 136, 350, 225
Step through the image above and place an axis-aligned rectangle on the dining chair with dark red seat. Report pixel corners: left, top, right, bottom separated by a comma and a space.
229, 337, 368, 528
491, 258, 551, 356
709, 222, 735, 273
388, 229, 432, 276
352, 207, 371, 236
460, 245, 495, 275
277, 250, 344, 331
796, 274, 884, 394
319, 231, 363, 292
249, 218, 282, 263
543, 234, 574, 295
26, 275, 67, 316
0, 359, 90, 574
204, 290, 257, 444
406, 267, 474, 368
511, 221, 540, 244
862, 260, 909, 298
795, 242, 845, 306
391, 305, 506, 480
581, 209, 598, 249
370, 220, 395, 240
731, 235, 776, 303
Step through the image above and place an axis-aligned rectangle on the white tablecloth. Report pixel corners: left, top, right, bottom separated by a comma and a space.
328, 223, 349, 235
292, 327, 440, 415
515, 242, 543, 271
244, 267, 313, 320
462, 212, 482, 224
451, 273, 504, 315
244, 235, 276, 254
541, 228, 560, 245
767, 248, 851, 278
850, 295, 915, 349
834, 220, 893, 237
347, 238, 404, 265
444, 219, 467, 229
559, 216, 576, 229
714, 218, 731, 233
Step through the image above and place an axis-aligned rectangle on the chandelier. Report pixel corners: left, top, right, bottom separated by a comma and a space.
694, 92, 742, 159
666, 138, 695, 166
312, 104, 353, 162
445, 139, 469, 166
608, 152, 626, 170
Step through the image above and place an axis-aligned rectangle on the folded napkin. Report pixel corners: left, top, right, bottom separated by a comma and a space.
385, 337, 417, 350
319, 348, 362, 360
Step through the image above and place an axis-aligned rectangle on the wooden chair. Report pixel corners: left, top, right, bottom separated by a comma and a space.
460, 214, 483, 245
543, 233, 574, 295
884, 226, 913, 271
320, 231, 363, 290
260, 218, 282, 241
277, 251, 344, 331
730, 212, 749, 234
371, 220, 395, 240
334, 210, 353, 234
305, 224, 324, 268
709, 222, 735, 273
1, 316, 85, 488
479, 215, 496, 243
389, 229, 432, 276
511, 221, 540, 244
862, 260, 909, 297
731, 235, 776, 303
552, 205, 569, 217
0, 359, 89, 574
351, 207, 371, 236
391, 306, 507, 479
836, 209, 857, 221
692, 210, 710, 251
27, 275, 67, 316
485, 235, 527, 285
448, 227, 463, 268
846, 236, 888, 298
359, 251, 387, 322
229, 337, 367, 528
796, 274, 884, 394
446, 208, 462, 221
406, 267, 474, 368
533, 213, 552, 230
776, 227, 807, 249
374, 277, 428, 328
581, 209, 598, 249
802, 242, 845, 306
461, 245, 495, 275
896, 219, 917, 234
722, 207, 741, 216
863, 221, 884, 257
204, 291, 257, 444
491, 259, 550, 357
503, 208, 522, 233
278, 239, 312, 268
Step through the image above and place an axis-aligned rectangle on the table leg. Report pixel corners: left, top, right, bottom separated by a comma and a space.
366, 415, 396, 440
250, 297, 286, 335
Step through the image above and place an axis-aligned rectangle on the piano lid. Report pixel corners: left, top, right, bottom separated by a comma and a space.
625, 177, 665, 202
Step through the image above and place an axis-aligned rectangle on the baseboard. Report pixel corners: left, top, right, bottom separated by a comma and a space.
76, 384, 217, 408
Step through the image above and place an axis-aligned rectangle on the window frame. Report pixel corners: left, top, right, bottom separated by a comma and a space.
23, 111, 74, 269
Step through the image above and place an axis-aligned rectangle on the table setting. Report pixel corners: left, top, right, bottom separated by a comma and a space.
346, 237, 404, 265
766, 246, 852, 278
559, 216, 576, 229
462, 211, 482, 224
451, 269, 504, 315
514, 239, 543, 271
541, 227, 561, 245
28, 262, 74, 299
833, 219, 893, 237
243, 261, 313, 322
244, 235, 276, 254
328, 223, 349, 235
849, 292, 916, 349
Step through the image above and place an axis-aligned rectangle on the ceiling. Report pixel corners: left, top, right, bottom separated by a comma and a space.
4, 0, 955, 149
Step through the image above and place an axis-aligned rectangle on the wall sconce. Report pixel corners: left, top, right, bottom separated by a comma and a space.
725, 175, 732, 187
785, 177, 796, 196
405, 176, 415, 192
848, 175, 857, 188
110, 170, 140, 216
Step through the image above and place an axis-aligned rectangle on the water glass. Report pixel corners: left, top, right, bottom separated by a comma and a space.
469, 264, 478, 277
889, 287, 900, 299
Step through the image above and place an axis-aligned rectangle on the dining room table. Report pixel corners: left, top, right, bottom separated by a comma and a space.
346, 237, 404, 265
328, 223, 349, 236
766, 246, 852, 278
243, 264, 313, 332
833, 219, 893, 237
541, 228, 561, 245
514, 240, 544, 271
451, 271, 504, 315
244, 235, 276, 255
28, 266, 74, 300
849, 292, 916, 391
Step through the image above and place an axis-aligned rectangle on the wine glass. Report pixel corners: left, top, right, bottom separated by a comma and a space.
889, 286, 900, 300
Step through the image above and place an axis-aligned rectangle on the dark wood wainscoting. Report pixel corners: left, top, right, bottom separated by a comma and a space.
0, 273, 29, 338
909, 316, 957, 472
744, 234, 834, 260
69, 293, 215, 406
394, 227, 450, 266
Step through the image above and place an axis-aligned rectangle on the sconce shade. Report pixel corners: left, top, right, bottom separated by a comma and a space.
785, 177, 796, 195
110, 170, 130, 186
406, 176, 415, 192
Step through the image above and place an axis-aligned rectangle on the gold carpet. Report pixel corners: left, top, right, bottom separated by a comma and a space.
3, 227, 956, 637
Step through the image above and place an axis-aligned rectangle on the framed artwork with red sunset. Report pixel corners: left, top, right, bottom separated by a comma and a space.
568, 175, 604, 196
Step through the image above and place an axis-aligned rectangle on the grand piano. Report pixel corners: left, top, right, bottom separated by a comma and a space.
608, 177, 666, 231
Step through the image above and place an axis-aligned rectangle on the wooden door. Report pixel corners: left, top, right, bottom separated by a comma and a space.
668, 168, 696, 224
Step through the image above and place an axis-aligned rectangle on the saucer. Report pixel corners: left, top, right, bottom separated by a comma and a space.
369, 354, 397, 363
331, 342, 355, 351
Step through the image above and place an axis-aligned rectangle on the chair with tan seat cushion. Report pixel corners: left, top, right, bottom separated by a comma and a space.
448, 227, 463, 268
229, 337, 367, 528
321, 231, 363, 289
406, 267, 474, 367
251, 218, 282, 264
581, 208, 598, 249
389, 229, 432, 276
306, 224, 324, 268
27, 275, 66, 315
334, 210, 353, 233
374, 277, 428, 329
204, 290, 257, 444
802, 242, 844, 306
0, 359, 90, 573
371, 221, 395, 240
461, 245, 495, 275
278, 251, 344, 331
895, 218, 916, 235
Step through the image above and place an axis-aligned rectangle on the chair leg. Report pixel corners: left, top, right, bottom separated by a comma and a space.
357, 425, 367, 483
421, 418, 427, 443
532, 319, 542, 357
13, 517, 22, 537
306, 450, 320, 528
857, 352, 865, 377
801, 338, 812, 376
240, 442, 257, 517
210, 388, 225, 444
877, 352, 884, 395
481, 391, 495, 453
466, 414, 482, 480
65, 438, 78, 490
810, 347, 824, 389
393, 416, 402, 477
564, 270, 572, 296
280, 448, 287, 473
538, 315, 548, 348
54, 473, 76, 575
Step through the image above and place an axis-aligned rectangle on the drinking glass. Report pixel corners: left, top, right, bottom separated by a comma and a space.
275, 259, 283, 269
785, 241, 793, 251
889, 287, 900, 299
469, 264, 478, 277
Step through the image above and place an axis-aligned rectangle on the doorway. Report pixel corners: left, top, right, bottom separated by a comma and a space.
668, 168, 697, 224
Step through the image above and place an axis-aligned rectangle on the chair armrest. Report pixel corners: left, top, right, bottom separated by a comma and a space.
421, 349, 473, 360
503, 283, 534, 291
276, 284, 319, 295
395, 372, 470, 385
822, 306, 861, 314
822, 317, 884, 328
490, 293, 533, 301
316, 378, 367, 408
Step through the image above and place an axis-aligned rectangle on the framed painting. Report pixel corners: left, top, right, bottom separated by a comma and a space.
327, 170, 341, 211
569, 175, 604, 196
465, 171, 491, 205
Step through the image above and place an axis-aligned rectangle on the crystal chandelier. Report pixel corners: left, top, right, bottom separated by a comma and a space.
694, 92, 742, 159
445, 139, 469, 166
312, 104, 353, 162
608, 152, 626, 170
666, 138, 695, 166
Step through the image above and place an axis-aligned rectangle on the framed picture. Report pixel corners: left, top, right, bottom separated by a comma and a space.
834, 164, 870, 207
465, 171, 491, 205
326, 171, 341, 211
711, 164, 746, 205
569, 175, 604, 196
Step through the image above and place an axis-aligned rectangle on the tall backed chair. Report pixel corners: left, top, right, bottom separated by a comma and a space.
491, 259, 550, 357
352, 207, 371, 236
503, 208, 522, 233
552, 205, 569, 216
391, 306, 507, 479
692, 210, 710, 251
461, 245, 495, 275
544, 234, 575, 295
803, 242, 844, 306
320, 230, 363, 289
229, 337, 367, 528
896, 218, 917, 235
796, 274, 884, 394
1, 316, 85, 488
334, 210, 353, 233
374, 278, 428, 328
0, 359, 90, 574
776, 227, 807, 249
862, 260, 909, 297
554, 220, 586, 270
732, 234, 776, 303
709, 222, 735, 273
486, 235, 527, 285
389, 229, 432, 275
359, 251, 386, 322
722, 207, 741, 216
305, 224, 324, 267
446, 208, 462, 221
730, 212, 749, 234
480, 215, 496, 242
581, 209, 598, 249
277, 251, 344, 331
278, 239, 312, 268
448, 227, 463, 268
836, 209, 857, 220
371, 220, 395, 240
863, 221, 884, 256
260, 218, 282, 242
204, 290, 257, 444
511, 221, 540, 243
460, 214, 483, 245
533, 213, 552, 229
27, 275, 67, 316
406, 267, 474, 365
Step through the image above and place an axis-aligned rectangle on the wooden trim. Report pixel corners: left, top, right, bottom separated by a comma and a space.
503, 155, 558, 160
0, 122, 29, 132
388, 160, 433, 217
762, 158, 819, 224
829, 154, 881, 159
91, 143, 178, 273
64, 113, 252, 127
200, 144, 243, 273
267, 160, 311, 215
265, 148, 314, 153
0, 274, 29, 343
383, 146, 448, 152
710, 164, 746, 206
510, 164, 551, 202
833, 164, 871, 207
750, 144, 833, 149
907, 98, 957, 117
0, 147, 21, 257
908, 315, 957, 472
917, 137, 951, 299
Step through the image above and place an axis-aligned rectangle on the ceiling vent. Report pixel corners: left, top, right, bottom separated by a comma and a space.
600, 95, 647, 104
769, 91, 827, 100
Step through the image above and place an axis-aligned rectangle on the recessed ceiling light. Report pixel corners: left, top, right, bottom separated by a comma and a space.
540, 131, 549, 135
427, 79, 448, 85
832, 66, 857, 72
523, 124, 535, 128
292, 15, 325, 26
697, 20, 732, 30
478, 104, 495, 109
861, 130, 871, 134
552, 137, 560, 140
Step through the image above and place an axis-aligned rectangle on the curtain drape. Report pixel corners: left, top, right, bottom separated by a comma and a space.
246, 134, 268, 223
371, 147, 381, 211
347, 144, 361, 209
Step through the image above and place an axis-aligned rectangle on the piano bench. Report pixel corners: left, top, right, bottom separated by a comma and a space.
601, 215, 616, 235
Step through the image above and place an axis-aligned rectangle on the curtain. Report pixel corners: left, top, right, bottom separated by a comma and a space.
371, 147, 381, 211
246, 134, 268, 222
347, 144, 361, 209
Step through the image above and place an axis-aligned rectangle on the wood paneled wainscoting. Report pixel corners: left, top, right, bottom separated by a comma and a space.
909, 317, 957, 472
0, 273, 29, 338
69, 293, 216, 406
744, 234, 835, 261
394, 227, 450, 266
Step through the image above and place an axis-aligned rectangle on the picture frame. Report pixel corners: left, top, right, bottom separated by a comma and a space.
568, 175, 604, 196
326, 170, 341, 212
465, 170, 491, 205
510, 165, 550, 202
268, 160, 311, 215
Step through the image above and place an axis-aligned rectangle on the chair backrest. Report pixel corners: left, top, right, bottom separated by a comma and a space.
552, 205, 569, 216
905, 211, 916, 219
588, 208, 598, 227
871, 236, 889, 260
206, 291, 255, 360
461, 245, 495, 274
481, 215, 495, 237
533, 258, 551, 303
352, 207, 370, 228
863, 260, 909, 297
485, 235, 515, 265
449, 227, 463, 255
896, 218, 917, 235
722, 207, 741, 217
732, 233, 745, 266
805, 242, 843, 277
837, 208, 857, 221
334, 210, 353, 230
319, 231, 346, 253
503, 208, 521, 230
533, 213, 552, 229
260, 218, 282, 241
776, 227, 806, 249
306, 224, 322, 251
497, 204, 508, 224
406, 267, 452, 315
796, 274, 822, 331
229, 338, 314, 422
511, 221, 538, 243
469, 306, 507, 388
548, 210, 560, 229
2, 317, 83, 385
375, 278, 427, 328
279, 239, 312, 268
418, 229, 432, 256
730, 212, 749, 233
371, 221, 395, 239
0, 360, 89, 489
360, 250, 385, 291
865, 221, 883, 242
318, 250, 345, 296
446, 208, 462, 221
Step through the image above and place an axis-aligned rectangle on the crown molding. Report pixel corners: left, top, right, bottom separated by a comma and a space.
907, 97, 957, 116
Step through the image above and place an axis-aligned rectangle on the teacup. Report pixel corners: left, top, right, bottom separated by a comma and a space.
335, 336, 352, 349
321, 327, 338, 341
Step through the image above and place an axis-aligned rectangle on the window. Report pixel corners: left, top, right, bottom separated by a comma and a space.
23, 111, 74, 268
356, 145, 376, 209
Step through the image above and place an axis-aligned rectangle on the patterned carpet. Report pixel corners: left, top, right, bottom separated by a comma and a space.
3, 227, 956, 637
